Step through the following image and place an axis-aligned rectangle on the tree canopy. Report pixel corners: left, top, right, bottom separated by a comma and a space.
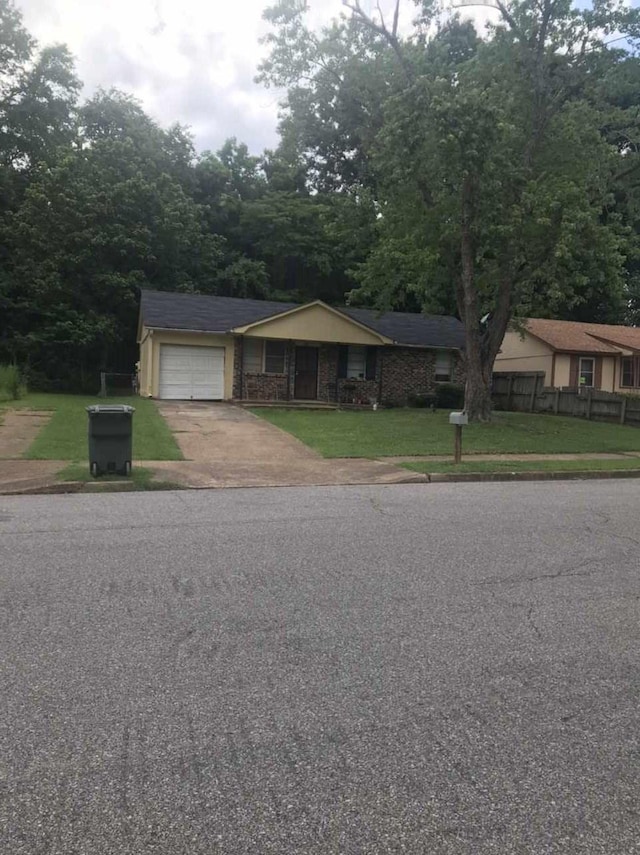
260, 0, 640, 419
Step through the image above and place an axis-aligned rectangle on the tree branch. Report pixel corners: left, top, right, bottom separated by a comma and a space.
342, 0, 412, 81
614, 157, 640, 183
493, 0, 525, 40
392, 0, 400, 38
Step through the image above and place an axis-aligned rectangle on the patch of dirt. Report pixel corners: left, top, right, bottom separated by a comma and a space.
0, 410, 52, 458
0, 459, 65, 493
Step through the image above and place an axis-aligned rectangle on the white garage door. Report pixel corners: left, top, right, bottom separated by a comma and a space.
159, 345, 225, 400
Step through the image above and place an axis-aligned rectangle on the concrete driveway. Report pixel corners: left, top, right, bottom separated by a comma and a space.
150, 402, 418, 488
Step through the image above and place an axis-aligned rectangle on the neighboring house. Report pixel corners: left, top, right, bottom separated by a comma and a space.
495, 318, 640, 393
137, 290, 465, 404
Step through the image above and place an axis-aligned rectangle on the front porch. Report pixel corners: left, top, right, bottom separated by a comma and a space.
232, 336, 461, 407
233, 339, 382, 406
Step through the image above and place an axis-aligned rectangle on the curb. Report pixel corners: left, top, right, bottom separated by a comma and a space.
0, 481, 86, 496
2, 469, 640, 495
426, 469, 640, 483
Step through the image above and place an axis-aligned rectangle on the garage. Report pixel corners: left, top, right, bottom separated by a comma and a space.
159, 344, 225, 400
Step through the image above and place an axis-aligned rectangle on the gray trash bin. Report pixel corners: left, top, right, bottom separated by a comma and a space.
86, 405, 135, 477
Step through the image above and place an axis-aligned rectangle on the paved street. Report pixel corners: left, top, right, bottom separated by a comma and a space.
1, 482, 640, 854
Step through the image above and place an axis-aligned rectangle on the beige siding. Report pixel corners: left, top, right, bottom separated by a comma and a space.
494, 330, 554, 384
138, 327, 154, 397
601, 356, 616, 392
554, 354, 571, 387
240, 303, 385, 346
139, 328, 235, 399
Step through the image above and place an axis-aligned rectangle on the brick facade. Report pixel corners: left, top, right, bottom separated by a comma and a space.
237, 339, 294, 401
233, 337, 464, 405
316, 345, 379, 403
232, 337, 243, 399
379, 347, 443, 406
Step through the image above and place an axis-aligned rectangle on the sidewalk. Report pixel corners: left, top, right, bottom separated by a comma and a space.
0, 460, 66, 494
2, 452, 640, 494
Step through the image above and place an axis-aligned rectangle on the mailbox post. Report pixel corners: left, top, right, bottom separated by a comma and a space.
449, 411, 468, 464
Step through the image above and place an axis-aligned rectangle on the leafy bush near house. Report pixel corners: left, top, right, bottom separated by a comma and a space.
407, 392, 436, 408
435, 383, 464, 410
0, 365, 26, 401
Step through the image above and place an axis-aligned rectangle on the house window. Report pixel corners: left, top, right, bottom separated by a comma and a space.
435, 351, 452, 382
622, 357, 637, 388
579, 357, 594, 388
346, 346, 366, 379
338, 346, 377, 380
264, 340, 286, 374
243, 339, 262, 373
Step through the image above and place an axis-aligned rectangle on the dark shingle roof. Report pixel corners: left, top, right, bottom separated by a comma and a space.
341, 306, 465, 349
140, 290, 299, 333
140, 290, 465, 349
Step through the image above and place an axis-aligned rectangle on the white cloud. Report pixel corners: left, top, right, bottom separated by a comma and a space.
15, 0, 496, 154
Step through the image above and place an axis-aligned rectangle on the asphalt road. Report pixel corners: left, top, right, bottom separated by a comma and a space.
1, 482, 640, 854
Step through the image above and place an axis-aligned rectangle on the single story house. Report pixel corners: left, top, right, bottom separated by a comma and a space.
495, 318, 640, 393
137, 290, 465, 404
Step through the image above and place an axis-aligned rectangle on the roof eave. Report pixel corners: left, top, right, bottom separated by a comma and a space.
141, 324, 230, 335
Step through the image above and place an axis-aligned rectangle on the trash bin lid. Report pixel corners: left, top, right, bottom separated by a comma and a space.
86, 405, 135, 414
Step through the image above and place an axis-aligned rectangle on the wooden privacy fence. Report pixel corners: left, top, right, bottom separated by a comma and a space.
492, 371, 640, 427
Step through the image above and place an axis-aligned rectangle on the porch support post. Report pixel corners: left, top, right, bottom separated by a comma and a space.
286, 341, 293, 401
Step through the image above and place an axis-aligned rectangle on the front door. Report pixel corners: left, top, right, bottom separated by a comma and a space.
294, 346, 319, 399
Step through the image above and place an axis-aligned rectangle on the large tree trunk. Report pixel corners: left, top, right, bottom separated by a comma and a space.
457, 177, 512, 422
464, 349, 493, 422
457, 176, 493, 422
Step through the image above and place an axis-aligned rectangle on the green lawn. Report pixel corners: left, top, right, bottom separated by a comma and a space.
2, 393, 182, 461
402, 458, 640, 475
252, 408, 640, 457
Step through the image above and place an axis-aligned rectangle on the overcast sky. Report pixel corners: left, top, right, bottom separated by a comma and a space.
16, 0, 502, 155
14, 0, 385, 155
13, 0, 638, 155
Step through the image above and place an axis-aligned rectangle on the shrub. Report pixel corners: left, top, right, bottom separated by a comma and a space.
0, 364, 26, 400
435, 383, 465, 410
407, 392, 436, 408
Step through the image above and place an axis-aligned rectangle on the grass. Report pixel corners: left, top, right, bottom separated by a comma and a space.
252, 408, 640, 458
1, 393, 182, 461
56, 463, 182, 490
0, 364, 25, 402
402, 458, 640, 475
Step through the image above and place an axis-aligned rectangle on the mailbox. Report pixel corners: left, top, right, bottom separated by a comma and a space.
449, 411, 468, 426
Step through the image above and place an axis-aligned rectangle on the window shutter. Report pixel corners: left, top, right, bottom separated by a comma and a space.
365, 347, 377, 380
338, 345, 348, 379
595, 357, 603, 389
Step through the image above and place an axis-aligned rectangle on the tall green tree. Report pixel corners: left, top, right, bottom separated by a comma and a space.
3, 92, 255, 386
0, 0, 79, 186
194, 138, 377, 304
261, 0, 640, 420
0, 0, 80, 378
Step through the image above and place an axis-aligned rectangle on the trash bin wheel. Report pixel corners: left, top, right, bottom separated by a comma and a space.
90, 462, 99, 478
